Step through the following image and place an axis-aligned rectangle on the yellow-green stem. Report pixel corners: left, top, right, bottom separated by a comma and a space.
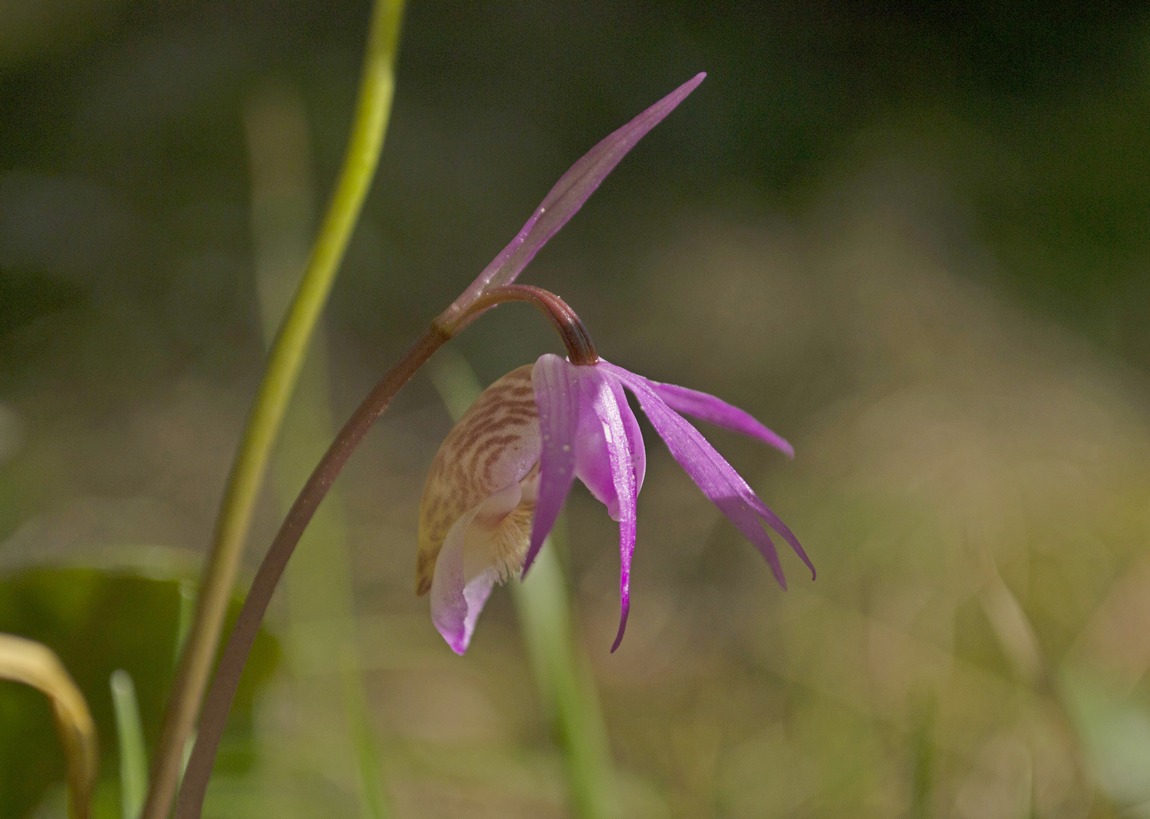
141, 3, 405, 816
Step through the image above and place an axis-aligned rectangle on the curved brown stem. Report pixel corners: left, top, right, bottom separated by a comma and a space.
457, 284, 599, 366
174, 326, 447, 818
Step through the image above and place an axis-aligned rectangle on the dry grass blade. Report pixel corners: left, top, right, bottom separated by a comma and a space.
0, 633, 99, 819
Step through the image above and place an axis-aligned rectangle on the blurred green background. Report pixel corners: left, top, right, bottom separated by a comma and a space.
3, 2, 1150, 817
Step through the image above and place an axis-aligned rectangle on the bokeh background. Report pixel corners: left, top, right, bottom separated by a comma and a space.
3, 2, 1150, 817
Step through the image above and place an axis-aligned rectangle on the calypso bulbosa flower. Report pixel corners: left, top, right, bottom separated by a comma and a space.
417, 354, 812, 654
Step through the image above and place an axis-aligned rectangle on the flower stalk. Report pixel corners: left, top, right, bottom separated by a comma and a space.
175, 326, 447, 818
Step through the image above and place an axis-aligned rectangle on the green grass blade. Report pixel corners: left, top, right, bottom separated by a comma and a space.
341, 651, 391, 819
110, 670, 148, 819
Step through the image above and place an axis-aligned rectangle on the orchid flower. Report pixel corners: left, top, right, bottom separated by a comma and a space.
417, 354, 813, 654
413, 72, 809, 655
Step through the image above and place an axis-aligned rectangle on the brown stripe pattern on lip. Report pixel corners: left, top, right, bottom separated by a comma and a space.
416, 365, 541, 595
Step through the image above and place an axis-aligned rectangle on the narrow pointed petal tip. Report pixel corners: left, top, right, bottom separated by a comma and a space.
446, 73, 708, 320
649, 380, 794, 459
610, 597, 630, 654
492, 72, 706, 288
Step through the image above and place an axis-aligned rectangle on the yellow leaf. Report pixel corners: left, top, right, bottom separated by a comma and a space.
0, 633, 98, 819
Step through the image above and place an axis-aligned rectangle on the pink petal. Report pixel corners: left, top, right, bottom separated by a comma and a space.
580, 371, 640, 652
525, 354, 583, 574
744, 494, 812, 580
429, 496, 504, 654
650, 381, 793, 458
452, 74, 706, 309
574, 373, 645, 520
602, 362, 814, 584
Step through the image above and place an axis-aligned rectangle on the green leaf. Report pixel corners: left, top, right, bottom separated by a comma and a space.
0, 565, 280, 818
